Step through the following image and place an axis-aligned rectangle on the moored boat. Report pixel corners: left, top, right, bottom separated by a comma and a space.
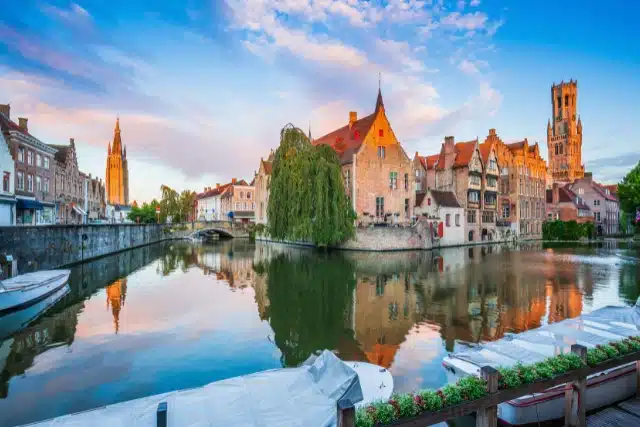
0, 270, 71, 315
442, 302, 640, 425
23, 350, 393, 426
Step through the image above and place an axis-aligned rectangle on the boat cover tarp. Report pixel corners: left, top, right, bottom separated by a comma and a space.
26, 350, 364, 427
450, 302, 640, 369
1, 270, 69, 291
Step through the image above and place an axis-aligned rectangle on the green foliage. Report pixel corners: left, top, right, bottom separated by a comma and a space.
267, 124, 355, 246
159, 186, 196, 223
618, 161, 640, 216
357, 336, 640, 426
127, 201, 159, 224
249, 223, 267, 241
543, 220, 594, 241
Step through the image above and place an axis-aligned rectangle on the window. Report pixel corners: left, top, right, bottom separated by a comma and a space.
379, 129, 384, 137
247, 192, 251, 200
467, 209, 476, 224
468, 231, 474, 242
240, 191, 244, 198
489, 159, 497, 170
555, 145, 558, 155
469, 175, 481, 186
243, 202, 247, 210
377, 146, 385, 159
565, 95, 568, 106
484, 193, 496, 207
43, 177, 49, 193
2, 172, 10, 192
482, 211, 494, 223
235, 202, 240, 210
595, 212, 601, 221
404, 173, 409, 191
389, 172, 398, 189
427, 198, 431, 206
36, 176, 42, 192
252, 202, 255, 210
455, 214, 460, 226
36, 154, 42, 167
446, 214, 451, 227
44, 157, 49, 169
376, 197, 384, 217
468, 191, 480, 203
17, 147, 24, 162
345, 169, 351, 189
594, 200, 600, 206
17, 172, 24, 190
27, 174, 33, 192
502, 204, 510, 219
404, 198, 409, 217
27, 151, 34, 165
487, 176, 497, 187
577, 188, 584, 195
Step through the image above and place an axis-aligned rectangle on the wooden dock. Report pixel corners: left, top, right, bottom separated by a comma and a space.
587, 397, 640, 426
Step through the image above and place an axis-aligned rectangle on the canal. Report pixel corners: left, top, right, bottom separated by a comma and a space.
0, 240, 639, 426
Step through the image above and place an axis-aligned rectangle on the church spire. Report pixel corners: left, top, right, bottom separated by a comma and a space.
108, 141, 111, 155
375, 74, 384, 113
112, 117, 122, 155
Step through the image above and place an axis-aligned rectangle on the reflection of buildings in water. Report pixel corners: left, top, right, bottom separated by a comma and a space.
252, 273, 270, 321
546, 279, 583, 324
196, 246, 255, 290
0, 304, 81, 398
106, 279, 127, 334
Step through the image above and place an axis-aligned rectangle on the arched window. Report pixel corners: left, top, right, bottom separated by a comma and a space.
555, 145, 558, 155
468, 230, 474, 242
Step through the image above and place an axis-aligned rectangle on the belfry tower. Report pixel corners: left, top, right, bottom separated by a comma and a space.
105, 118, 129, 205
547, 80, 584, 184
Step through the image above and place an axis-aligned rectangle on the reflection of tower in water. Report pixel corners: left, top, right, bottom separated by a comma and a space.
106, 279, 127, 334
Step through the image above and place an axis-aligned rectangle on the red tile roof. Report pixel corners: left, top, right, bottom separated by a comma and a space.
506, 140, 526, 151
604, 184, 618, 197
431, 190, 461, 208
453, 141, 477, 168
547, 186, 591, 210
425, 154, 438, 169
478, 141, 492, 164
0, 111, 31, 137
312, 112, 376, 164
197, 182, 232, 200
592, 181, 618, 202
262, 160, 273, 175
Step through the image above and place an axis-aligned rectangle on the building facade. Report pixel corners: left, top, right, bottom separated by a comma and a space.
412, 153, 437, 193
434, 137, 498, 243
313, 89, 414, 224
414, 189, 465, 246
0, 130, 15, 225
546, 184, 593, 223
106, 118, 129, 206
547, 80, 584, 184
50, 138, 87, 224
254, 157, 273, 225
567, 173, 619, 235
220, 179, 255, 223
0, 104, 57, 225
480, 129, 547, 239
85, 174, 106, 221
195, 182, 232, 221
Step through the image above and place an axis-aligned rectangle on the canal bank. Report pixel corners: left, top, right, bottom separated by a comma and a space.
0, 223, 192, 274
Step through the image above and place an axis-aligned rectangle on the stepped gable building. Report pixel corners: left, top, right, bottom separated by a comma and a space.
480, 129, 547, 239
312, 88, 414, 223
547, 80, 584, 184
106, 118, 129, 206
49, 138, 87, 224
434, 136, 499, 243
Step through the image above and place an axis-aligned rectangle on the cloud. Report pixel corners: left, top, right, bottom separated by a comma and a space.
470, 0, 481, 6
459, 59, 479, 74
440, 12, 488, 30
586, 153, 640, 184
375, 39, 429, 73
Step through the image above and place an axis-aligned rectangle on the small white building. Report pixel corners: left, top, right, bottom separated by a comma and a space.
0, 131, 16, 225
415, 189, 465, 247
106, 204, 133, 224
196, 183, 232, 221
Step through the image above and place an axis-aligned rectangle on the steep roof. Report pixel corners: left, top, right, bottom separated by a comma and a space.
604, 184, 618, 197
49, 144, 72, 164
547, 186, 591, 210
261, 159, 273, 175
431, 190, 462, 208
506, 140, 526, 150
197, 182, 233, 200
312, 112, 376, 164
415, 191, 426, 207
478, 141, 493, 164
0, 111, 31, 137
417, 154, 439, 170
453, 141, 477, 168
592, 182, 618, 202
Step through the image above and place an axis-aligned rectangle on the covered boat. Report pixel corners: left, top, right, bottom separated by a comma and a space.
0, 270, 71, 314
25, 350, 393, 427
442, 302, 640, 425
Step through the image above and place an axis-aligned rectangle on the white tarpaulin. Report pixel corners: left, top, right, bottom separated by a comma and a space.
25, 350, 364, 427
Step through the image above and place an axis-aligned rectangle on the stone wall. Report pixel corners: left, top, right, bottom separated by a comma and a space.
340, 220, 434, 251
0, 224, 188, 274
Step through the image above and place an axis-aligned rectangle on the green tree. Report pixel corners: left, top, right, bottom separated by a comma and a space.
127, 202, 158, 223
267, 124, 355, 246
618, 161, 640, 220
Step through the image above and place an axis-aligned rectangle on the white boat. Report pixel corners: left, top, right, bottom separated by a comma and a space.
0, 270, 71, 315
442, 301, 640, 425
24, 350, 394, 426
0, 284, 70, 340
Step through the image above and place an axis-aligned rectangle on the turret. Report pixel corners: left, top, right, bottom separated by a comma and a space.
108, 141, 111, 155
547, 119, 552, 137
577, 116, 582, 134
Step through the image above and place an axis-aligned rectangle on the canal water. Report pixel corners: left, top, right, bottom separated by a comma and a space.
0, 240, 639, 426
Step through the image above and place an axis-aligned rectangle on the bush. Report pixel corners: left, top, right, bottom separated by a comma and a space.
543, 220, 594, 241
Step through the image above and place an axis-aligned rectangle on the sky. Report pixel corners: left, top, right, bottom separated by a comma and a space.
1, 0, 639, 202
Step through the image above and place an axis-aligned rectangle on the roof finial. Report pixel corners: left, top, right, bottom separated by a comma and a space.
375, 74, 384, 112
115, 115, 120, 132
378, 71, 381, 91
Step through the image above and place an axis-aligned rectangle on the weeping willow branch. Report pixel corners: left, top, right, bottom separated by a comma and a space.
267, 124, 355, 246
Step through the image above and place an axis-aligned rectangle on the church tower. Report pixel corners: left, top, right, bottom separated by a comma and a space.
105, 118, 130, 205
547, 80, 584, 183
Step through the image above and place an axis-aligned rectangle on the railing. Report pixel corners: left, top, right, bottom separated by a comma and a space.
337, 344, 640, 427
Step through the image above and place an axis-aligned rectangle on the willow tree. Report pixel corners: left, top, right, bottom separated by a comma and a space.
267, 124, 355, 246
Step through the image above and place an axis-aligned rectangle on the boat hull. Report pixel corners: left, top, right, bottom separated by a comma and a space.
0, 270, 71, 315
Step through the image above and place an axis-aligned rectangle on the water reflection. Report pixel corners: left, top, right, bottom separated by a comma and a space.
0, 240, 638, 426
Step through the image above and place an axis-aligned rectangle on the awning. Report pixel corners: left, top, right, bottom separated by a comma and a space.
72, 205, 87, 216
16, 198, 44, 210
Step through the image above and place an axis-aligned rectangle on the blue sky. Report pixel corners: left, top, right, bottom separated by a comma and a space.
1, 0, 639, 202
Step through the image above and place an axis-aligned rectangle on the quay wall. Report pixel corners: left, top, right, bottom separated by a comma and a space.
0, 224, 191, 274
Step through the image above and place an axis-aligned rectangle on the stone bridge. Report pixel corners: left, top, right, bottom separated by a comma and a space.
184, 221, 250, 239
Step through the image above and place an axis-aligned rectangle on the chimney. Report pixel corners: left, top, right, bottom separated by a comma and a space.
584, 172, 592, 182
18, 117, 28, 132
444, 136, 455, 152
216, 183, 220, 189
0, 104, 9, 118
349, 111, 357, 127
489, 128, 496, 136
231, 178, 237, 184
70, 137, 75, 146
552, 183, 560, 205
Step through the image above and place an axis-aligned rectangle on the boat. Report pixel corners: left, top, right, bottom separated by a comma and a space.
0, 270, 71, 315
442, 301, 640, 425
25, 350, 394, 426
0, 284, 70, 341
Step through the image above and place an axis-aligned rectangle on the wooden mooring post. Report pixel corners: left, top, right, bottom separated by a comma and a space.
564, 344, 587, 427
337, 405, 355, 427
476, 366, 499, 427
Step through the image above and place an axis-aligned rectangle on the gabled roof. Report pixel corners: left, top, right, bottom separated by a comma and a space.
478, 141, 493, 164
431, 190, 462, 208
547, 186, 591, 210
603, 184, 618, 197
49, 144, 72, 164
592, 182, 618, 202
261, 159, 273, 175
506, 140, 526, 150
417, 153, 439, 170
0, 111, 30, 137
415, 191, 426, 207
313, 112, 376, 164
197, 182, 233, 200
453, 141, 477, 168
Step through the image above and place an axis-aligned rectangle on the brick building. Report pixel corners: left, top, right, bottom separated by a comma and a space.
412, 153, 437, 193
106, 118, 129, 206
0, 104, 57, 225
546, 184, 593, 223
85, 174, 106, 221
254, 155, 273, 225
547, 80, 584, 184
480, 129, 547, 239
0, 129, 15, 225
49, 138, 87, 224
313, 89, 414, 224
567, 173, 619, 235
434, 137, 499, 243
